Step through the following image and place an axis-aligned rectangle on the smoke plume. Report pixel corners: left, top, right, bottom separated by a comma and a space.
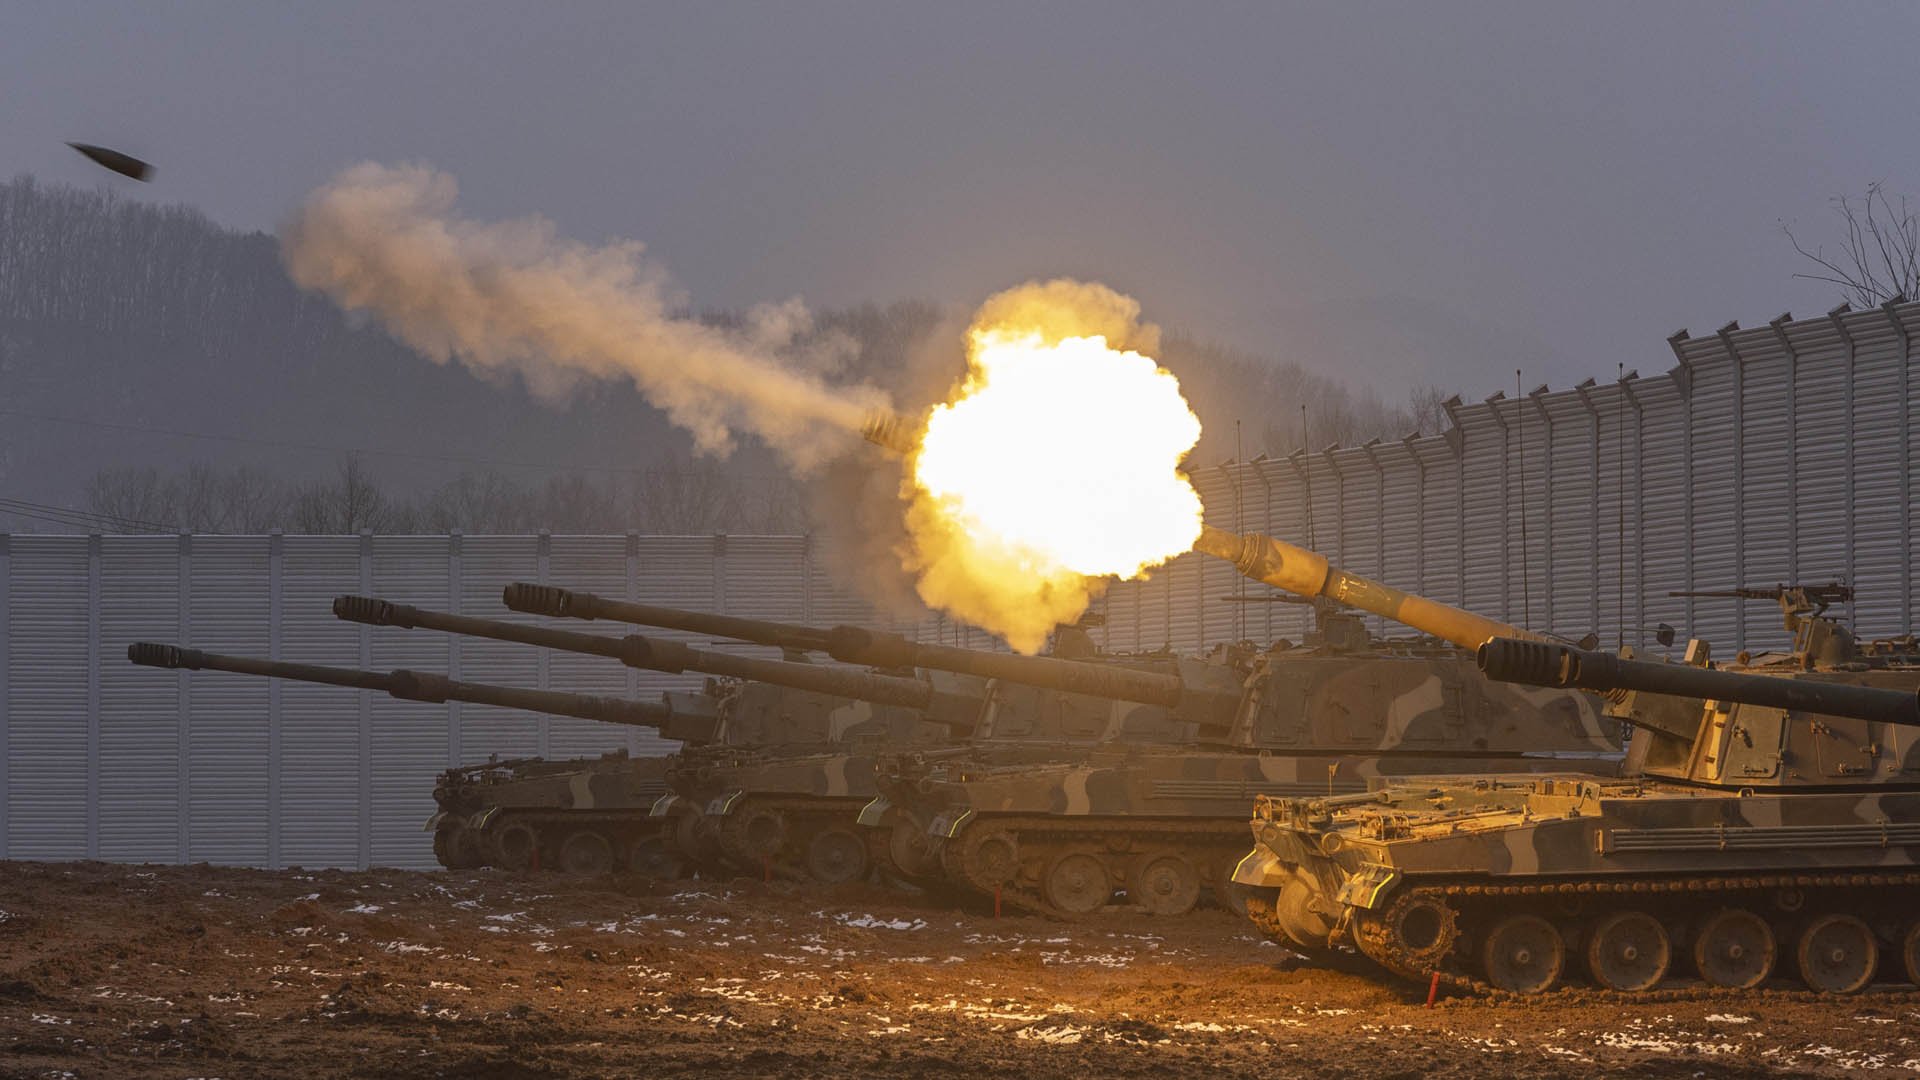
281, 163, 886, 470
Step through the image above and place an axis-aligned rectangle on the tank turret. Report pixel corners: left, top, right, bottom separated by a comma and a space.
1480, 635, 1920, 787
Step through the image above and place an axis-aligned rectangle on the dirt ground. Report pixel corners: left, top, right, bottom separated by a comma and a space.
1, 862, 1916, 1079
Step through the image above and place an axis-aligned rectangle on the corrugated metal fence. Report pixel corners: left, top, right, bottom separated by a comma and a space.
3, 301, 1915, 869
0, 533, 996, 870
1100, 300, 1917, 660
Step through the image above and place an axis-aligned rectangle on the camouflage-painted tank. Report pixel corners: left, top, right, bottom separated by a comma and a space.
1235, 587, 1920, 996
823, 523, 1631, 919
501, 583, 1218, 887
128, 592, 978, 880
123, 641, 719, 875
325, 592, 989, 881
856, 607, 1618, 918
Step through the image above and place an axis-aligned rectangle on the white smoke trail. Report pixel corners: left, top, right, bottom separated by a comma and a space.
281, 162, 886, 469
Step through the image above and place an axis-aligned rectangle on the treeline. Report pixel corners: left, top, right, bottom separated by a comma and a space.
6, 175, 1457, 535
83, 455, 808, 535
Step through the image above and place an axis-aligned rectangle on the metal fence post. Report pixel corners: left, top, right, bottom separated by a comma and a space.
0, 533, 9, 858
357, 531, 373, 870
86, 533, 101, 859
447, 531, 462, 768
176, 532, 192, 862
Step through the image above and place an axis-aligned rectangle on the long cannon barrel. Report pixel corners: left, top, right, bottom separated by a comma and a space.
1193, 525, 1543, 650
127, 642, 670, 727
503, 583, 831, 652
508, 583, 1189, 710
331, 596, 937, 710
1478, 637, 1920, 727
820, 625, 1187, 709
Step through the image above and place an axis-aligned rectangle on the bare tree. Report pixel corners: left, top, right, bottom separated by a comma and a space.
1406, 384, 1453, 437
85, 467, 177, 530
740, 476, 809, 534
1784, 182, 1920, 308
626, 453, 745, 534
538, 473, 619, 533
291, 455, 409, 533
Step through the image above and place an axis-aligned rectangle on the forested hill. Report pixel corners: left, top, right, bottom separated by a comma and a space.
0, 176, 1436, 534
0, 176, 732, 521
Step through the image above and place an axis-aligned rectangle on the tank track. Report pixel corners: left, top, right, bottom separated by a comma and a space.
444, 809, 675, 874
937, 813, 1254, 918
701, 795, 885, 884
1353, 869, 1920, 1002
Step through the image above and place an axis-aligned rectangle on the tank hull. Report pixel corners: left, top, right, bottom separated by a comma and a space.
1240, 774, 1920, 995
871, 751, 1619, 918
429, 751, 681, 877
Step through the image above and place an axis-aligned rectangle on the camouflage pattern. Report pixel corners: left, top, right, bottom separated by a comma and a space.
429, 750, 678, 873
861, 631, 1619, 917
1236, 596, 1920, 995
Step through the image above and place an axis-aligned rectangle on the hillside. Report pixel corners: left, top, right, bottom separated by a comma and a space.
0, 176, 1431, 534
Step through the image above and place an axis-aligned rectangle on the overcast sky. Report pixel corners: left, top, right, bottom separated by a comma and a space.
6, 1, 1918, 398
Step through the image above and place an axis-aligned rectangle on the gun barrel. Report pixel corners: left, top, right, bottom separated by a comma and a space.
332, 596, 935, 710
505, 585, 1188, 709
1478, 637, 1920, 727
127, 642, 670, 727
503, 583, 831, 652
1193, 525, 1541, 649
821, 625, 1185, 708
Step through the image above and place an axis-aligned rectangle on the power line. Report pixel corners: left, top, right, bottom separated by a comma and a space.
0, 407, 799, 484
0, 495, 175, 533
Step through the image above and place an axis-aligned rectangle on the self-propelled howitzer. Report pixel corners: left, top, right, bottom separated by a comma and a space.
335, 593, 1002, 881
1239, 630, 1920, 996
125, 640, 718, 873
503, 581, 1617, 915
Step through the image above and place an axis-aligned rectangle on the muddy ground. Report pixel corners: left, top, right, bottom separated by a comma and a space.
0, 862, 1915, 1079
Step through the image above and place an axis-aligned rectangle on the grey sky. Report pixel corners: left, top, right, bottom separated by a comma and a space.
5, 1, 1917, 398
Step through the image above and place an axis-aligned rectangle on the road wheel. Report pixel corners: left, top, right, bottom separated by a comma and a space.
434, 824, 483, 869
1903, 923, 1920, 987
1795, 913, 1877, 994
885, 819, 937, 880
1693, 908, 1775, 990
559, 829, 615, 876
1480, 914, 1565, 994
951, 826, 1020, 891
1356, 892, 1457, 973
1585, 911, 1671, 992
491, 820, 540, 872
804, 825, 871, 885
673, 811, 715, 860
627, 834, 685, 879
732, 806, 788, 861
1042, 850, 1112, 915
1128, 853, 1202, 917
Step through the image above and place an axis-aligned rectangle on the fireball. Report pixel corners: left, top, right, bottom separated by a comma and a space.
902, 287, 1205, 653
